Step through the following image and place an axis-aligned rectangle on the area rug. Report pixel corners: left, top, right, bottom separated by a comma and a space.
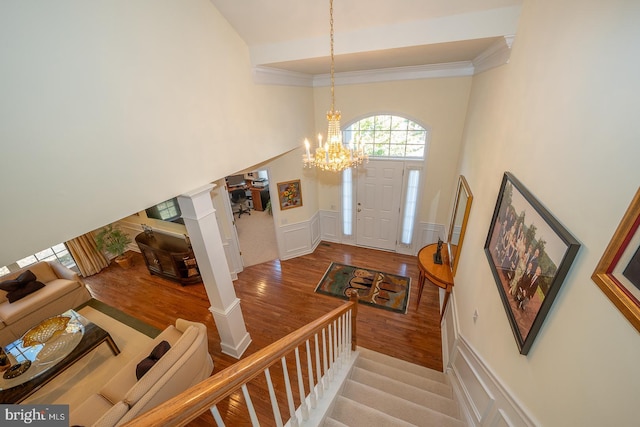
23, 299, 160, 408
315, 262, 411, 314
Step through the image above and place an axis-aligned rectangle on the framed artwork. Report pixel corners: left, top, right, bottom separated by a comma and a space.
484, 172, 580, 355
592, 188, 640, 333
277, 180, 303, 210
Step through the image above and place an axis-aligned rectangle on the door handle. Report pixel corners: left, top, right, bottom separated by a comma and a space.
357, 208, 361, 212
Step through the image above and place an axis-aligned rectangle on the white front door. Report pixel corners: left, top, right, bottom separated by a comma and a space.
355, 160, 404, 250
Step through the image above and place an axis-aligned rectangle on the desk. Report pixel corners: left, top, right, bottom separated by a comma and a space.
249, 187, 269, 211
417, 243, 454, 319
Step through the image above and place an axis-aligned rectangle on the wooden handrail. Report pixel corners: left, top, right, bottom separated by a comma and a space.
124, 295, 358, 427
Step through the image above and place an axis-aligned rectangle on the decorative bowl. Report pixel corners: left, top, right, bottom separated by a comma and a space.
22, 316, 71, 348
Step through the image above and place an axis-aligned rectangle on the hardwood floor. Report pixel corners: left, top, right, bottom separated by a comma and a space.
83, 241, 442, 425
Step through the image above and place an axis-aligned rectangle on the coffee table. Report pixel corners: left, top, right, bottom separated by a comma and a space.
0, 309, 120, 403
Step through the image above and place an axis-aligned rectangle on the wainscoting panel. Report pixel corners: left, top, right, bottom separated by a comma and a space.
453, 347, 495, 423
443, 295, 539, 427
221, 238, 239, 280
416, 222, 445, 252
310, 213, 321, 247
277, 212, 321, 260
319, 210, 341, 243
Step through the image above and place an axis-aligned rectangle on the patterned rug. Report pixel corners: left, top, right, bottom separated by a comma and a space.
314, 262, 411, 314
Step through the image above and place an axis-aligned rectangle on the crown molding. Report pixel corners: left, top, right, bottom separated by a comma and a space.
252, 66, 315, 87
254, 61, 475, 87
313, 62, 475, 87
472, 35, 515, 75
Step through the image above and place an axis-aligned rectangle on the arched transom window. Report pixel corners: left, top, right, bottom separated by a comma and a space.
343, 114, 427, 159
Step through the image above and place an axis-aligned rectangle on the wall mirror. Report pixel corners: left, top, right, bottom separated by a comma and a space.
447, 175, 473, 276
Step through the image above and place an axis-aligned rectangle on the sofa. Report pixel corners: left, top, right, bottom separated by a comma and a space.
70, 318, 214, 427
0, 261, 92, 345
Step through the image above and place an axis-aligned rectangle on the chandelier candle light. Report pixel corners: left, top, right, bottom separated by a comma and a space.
303, 0, 367, 172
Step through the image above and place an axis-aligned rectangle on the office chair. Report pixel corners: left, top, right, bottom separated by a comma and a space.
230, 189, 251, 218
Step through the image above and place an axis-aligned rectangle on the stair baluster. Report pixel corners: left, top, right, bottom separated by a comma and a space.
281, 356, 298, 427
264, 368, 283, 427
315, 333, 324, 399
322, 328, 329, 385
239, 385, 259, 425
294, 347, 309, 420
306, 339, 317, 408
210, 406, 224, 426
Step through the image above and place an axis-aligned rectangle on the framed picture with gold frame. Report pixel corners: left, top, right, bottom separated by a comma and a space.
592, 188, 640, 332
277, 180, 303, 210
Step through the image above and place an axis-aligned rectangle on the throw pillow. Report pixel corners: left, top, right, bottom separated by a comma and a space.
0, 270, 37, 292
7, 281, 45, 303
135, 340, 171, 380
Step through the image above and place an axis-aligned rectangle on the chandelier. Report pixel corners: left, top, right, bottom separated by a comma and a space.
303, 0, 367, 172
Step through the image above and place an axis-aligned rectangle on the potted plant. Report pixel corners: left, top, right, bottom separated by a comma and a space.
95, 224, 133, 268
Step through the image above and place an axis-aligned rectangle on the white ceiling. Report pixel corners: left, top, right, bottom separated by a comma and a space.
209, 0, 523, 76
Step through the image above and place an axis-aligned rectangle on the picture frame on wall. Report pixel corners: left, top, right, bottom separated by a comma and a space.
592, 188, 640, 333
277, 179, 303, 210
484, 172, 581, 355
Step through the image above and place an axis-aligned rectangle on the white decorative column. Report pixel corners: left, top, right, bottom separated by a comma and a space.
178, 184, 251, 359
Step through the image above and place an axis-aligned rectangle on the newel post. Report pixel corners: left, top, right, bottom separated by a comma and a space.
347, 290, 358, 351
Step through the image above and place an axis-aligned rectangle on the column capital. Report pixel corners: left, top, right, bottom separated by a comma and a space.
178, 184, 217, 220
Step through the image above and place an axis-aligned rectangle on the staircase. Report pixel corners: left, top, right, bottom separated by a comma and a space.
322, 347, 466, 427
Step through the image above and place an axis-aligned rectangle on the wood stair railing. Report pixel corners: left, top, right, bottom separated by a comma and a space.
123, 292, 358, 427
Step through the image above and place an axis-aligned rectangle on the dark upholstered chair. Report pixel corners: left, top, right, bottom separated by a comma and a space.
230, 189, 251, 218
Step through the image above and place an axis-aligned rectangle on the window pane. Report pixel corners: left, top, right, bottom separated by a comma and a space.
389, 144, 407, 157
358, 130, 375, 145
408, 120, 423, 131
401, 169, 421, 245
374, 115, 391, 130
374, 130, 390, 145
390, 130, 407, 145
16, 255, 37, 268
0, 266, 9, 277
342, 168, 353, 236
35, 248, 54, 260
56, 251, 76, 268
373, 143, 390, 157
408, 130, 426, 144
52, 243, 67, 254
391, 116, 409, 130
405, 145, 425, 157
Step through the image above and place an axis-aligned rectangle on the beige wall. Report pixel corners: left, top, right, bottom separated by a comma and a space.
0, 0, 314, 266
261, 148, 320, 226
454, 0, 640, 425
312, 77, 473, 225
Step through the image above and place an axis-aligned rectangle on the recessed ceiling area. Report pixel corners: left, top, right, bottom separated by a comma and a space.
264, 37, 504, 75
209, 0, 523, 76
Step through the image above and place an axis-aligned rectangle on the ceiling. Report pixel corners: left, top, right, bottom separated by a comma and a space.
208, 0, 523, 77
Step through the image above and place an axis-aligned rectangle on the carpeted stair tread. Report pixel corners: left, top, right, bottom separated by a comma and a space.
330, 395, 416, 427
323, 417, 350, 427
349, 367, 460, 418
357, 347, 448, 384
355, 358, 453, 398
341, 379, 464, 427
